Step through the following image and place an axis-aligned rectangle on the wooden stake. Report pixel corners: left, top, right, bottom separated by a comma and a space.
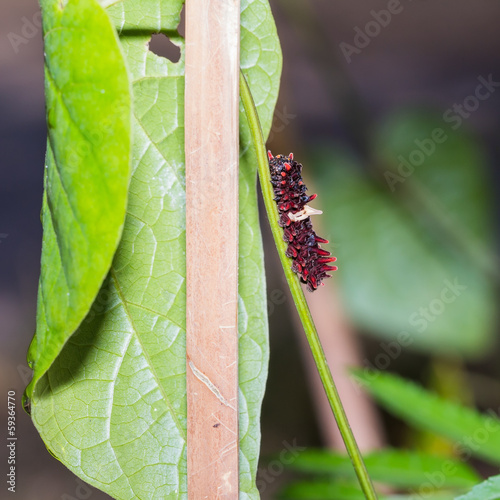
185, 0, 240, 498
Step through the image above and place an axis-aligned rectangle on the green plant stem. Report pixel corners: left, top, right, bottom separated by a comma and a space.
239, 70, 378, 500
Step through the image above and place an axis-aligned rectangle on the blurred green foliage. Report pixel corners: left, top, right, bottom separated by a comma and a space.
279, 370, 500, 500
310, 110, 496, 357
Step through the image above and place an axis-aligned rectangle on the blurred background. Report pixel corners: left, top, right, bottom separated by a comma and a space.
1, 0, 499, 498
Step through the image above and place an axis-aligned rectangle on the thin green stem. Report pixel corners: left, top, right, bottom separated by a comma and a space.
239, 71, 378, 500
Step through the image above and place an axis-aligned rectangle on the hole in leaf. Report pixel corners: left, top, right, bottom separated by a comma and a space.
148, 34, 181, 63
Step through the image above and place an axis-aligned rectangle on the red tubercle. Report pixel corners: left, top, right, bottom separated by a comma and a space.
317, 257, 337, 264
323, 265, 338, 271
311, 248, 330, 256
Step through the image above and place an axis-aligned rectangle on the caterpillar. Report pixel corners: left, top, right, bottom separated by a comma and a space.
268, 151, 337, 292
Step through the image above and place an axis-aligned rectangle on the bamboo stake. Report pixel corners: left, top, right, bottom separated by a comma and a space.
185, 1, 240, 498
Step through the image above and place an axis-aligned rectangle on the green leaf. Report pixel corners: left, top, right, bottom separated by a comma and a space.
280, 481, 372, 500
30, 0, 281, 499
105, 0, 185, 31
312, 111, 496, 357
280, 480, 456, 500
27, 0, 132, 395
287, 449, 479, 489
389, 495, 455, 500
455, 475, 500, 500
352, 369, 500, 465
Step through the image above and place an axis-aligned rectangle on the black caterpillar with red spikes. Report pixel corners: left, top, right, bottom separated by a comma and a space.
268, 151, 337, 292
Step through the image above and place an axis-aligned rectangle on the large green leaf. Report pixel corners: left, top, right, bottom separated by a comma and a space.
30, 0, 281, 499
27, 0, 132, 396
455, 475, 500, 500
287, 449, 479, 489
311, 111, 495, 357
352, 370, 500, 465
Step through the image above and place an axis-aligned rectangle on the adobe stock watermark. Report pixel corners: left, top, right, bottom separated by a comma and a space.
256, 439, 306, 494
84, 285, 114, 324
267, 106, 297, 144
17, 364, 32, 386
61, 478, 92, 500
339, 0, 410, 64
267, 288, 286, 317
385, 74, 500, 192
409, 277, 467, 333
7, 12, 42, 54
353, 277, 467, 389
409, 410, 500, 499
